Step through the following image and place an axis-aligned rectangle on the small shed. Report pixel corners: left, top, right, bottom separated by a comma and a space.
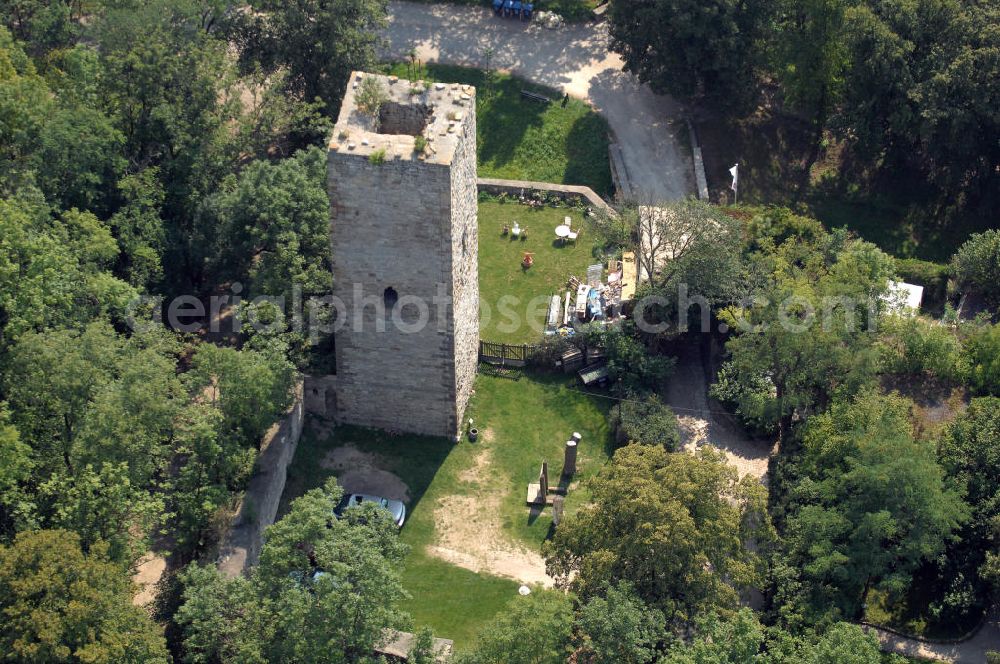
883, 280, 924, 314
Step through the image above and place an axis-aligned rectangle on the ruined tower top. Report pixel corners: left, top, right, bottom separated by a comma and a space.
329, 71, 477, 167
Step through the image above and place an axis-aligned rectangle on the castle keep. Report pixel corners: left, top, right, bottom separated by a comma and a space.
327, 72, 479, 439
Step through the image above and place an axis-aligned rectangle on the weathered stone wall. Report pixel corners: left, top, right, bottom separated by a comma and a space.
304, 374, 338, 419
218, 379, 304, 578
449, 106, 479, 433
327, 74, 479, 440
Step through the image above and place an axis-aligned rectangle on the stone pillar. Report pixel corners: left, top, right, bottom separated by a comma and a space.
552, 495, 565, 526
563, 440, 578, 478
539, 461, 549, 499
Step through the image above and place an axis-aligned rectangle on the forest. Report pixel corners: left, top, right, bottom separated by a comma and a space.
1, 0, 999, 663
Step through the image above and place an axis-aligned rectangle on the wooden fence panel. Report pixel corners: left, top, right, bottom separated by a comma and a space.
478, 341, 538, 367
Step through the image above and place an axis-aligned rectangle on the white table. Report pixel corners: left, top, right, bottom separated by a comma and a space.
555, 225, 571, 240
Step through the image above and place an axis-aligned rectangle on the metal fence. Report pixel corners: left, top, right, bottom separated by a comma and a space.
478, 340, 538, 367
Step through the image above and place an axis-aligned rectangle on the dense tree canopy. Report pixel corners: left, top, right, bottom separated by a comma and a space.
545, 444, 771, 628
775, 391, 966, 626
177, 480, 411, 663
952, 230, 1000, 304
0, 530, 168, 663
237, 0, 389, 115
608, 0, 773, 112
452, 591, 574, 664
712, 216, 895, 437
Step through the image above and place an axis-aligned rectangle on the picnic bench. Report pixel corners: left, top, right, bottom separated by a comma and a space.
578, 363, 609, 387
520, 89, 550, 103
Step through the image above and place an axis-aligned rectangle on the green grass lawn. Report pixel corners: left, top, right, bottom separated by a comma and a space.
385, 62, 612, 197
478, 200, 604, 344
279, 372, 614, 650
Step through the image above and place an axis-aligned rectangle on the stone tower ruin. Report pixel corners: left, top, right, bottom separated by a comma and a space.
326, 72, 479, 439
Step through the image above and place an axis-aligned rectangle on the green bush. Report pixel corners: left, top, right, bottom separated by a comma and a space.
610, 392, 680, 450
964, 323, 1000, 396
413, 135, 427, 153
368, 148, 387, 165
877, 316, 966, 382
952, 230, 1000, 303
584, 323, 675, 393
896, 257, 951, 311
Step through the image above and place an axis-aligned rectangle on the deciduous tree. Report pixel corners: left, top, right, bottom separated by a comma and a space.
545, 444, 771, 628
0, 530, 168, 663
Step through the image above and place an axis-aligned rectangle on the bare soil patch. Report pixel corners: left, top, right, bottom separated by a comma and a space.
427, 444, 553, 586
132, 552, 167, 607
458, 447, 493, 484
321, 445, 410, 502
429, 493, 553, 588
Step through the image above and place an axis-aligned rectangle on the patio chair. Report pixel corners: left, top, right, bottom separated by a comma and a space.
523, 3, 534, 19
493, 0, 503, 13
567, 230, 579, 243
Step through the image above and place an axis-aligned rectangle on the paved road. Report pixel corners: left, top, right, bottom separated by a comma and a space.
382, 1, 695, 201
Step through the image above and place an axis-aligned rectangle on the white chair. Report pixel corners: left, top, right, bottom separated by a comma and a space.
567, 230, 578, 243
564, 215, 572, 227
511, 223, 521, 237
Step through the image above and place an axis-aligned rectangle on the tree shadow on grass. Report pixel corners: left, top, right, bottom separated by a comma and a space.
563, 112, 612, 197
279, 423, 453, 524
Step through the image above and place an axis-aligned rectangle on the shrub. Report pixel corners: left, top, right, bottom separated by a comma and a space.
413, 135, 427, 153
610, 392, 681, 450
877, 316, 967, 382
528, 335, 573, 369
368, 148, 386, 166
584, 323, 674, 393
952, 230, 1000, 303
964, 323, 1000, 396
355, 76, 388, 121
896, 258, 951, 311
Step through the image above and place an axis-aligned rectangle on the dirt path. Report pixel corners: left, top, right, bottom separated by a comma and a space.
427, 445, 554, 587
383, 1, 695, 201
321, 445, 411, 503
132, 552, 167, 607
664, 339, 773, 481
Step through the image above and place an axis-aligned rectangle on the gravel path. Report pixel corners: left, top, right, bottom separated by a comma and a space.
383, 2, 695, 201
664, 339, 773, 482
869, 611, 1000, 663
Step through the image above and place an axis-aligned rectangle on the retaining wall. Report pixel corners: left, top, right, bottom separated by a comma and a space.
477, 177, 616, 216
217, 379, 305, 578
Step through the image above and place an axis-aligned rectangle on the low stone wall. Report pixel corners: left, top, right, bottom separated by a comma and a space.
477, 177, 616, 216
217, 379, 305, 578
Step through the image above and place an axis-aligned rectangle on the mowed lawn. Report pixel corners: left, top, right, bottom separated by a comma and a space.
279, 372, 613, 650
478, 201, 603, 344
385, 62, 612, 197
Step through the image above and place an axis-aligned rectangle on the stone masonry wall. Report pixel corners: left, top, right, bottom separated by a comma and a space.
327, 74, 479, 440
217, 379, 304, 578
449, 109, 479, 431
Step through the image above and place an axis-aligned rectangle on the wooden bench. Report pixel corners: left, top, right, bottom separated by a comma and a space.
578, 363, 609, 387
520, 89, 550, 103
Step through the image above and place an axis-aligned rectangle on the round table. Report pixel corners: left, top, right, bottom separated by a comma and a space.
555, 225, 571, 240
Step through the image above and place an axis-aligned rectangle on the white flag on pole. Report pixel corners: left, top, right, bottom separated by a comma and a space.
729, 164, 739, 192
